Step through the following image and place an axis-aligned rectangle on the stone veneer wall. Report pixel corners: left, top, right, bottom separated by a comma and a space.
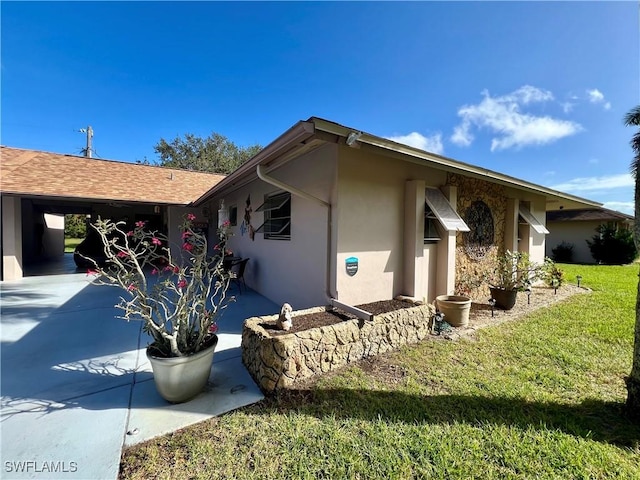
447, 173, 507, 301
242, 303, 435, 393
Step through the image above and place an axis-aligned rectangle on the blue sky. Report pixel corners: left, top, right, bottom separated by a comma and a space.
2, 1, 638, 213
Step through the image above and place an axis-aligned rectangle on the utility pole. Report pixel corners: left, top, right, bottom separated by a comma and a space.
80, 126, 93, 158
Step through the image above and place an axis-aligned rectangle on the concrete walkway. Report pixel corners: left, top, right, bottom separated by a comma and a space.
0, 267, 278, 479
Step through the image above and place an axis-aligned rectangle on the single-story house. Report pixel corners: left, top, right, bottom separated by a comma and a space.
2, 117, 603, 312
192, 117, 600, 312
545, 208, 634, 264
0, 146, 224, 280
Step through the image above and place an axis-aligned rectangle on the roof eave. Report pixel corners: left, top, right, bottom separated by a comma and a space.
192, 120, 316, 206
311, 117, 601, 209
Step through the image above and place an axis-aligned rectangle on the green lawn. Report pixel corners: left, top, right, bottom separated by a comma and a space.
64, 237, 83, 253
120, 264, 640, 480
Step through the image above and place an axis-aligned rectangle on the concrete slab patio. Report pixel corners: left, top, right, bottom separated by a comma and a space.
1, 264, 278, 479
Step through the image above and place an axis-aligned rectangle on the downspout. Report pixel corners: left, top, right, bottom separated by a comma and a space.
256, 165, 373, 321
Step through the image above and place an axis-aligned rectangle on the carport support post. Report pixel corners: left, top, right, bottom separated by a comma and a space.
1, 196, 23, 281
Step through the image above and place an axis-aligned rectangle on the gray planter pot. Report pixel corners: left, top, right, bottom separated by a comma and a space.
435, 295, 472, 327
489, 287, 518, 310
146, 336, 218, 403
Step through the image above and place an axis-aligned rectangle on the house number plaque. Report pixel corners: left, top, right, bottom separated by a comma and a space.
345, 257, 358, 277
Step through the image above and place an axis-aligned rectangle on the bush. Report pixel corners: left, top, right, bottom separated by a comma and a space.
542, 258, 564, 287
586, 223, 637, 264
551, 241, 574, 263
65, 214, 87, 238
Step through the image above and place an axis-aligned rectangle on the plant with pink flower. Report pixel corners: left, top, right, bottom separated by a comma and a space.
83, 213, 233, 358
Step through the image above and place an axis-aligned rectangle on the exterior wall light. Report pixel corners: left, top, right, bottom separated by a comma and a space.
346, 131, 363, 146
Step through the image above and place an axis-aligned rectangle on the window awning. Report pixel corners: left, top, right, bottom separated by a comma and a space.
255, 194, 290, 213
519, 205, 549, 234
425, 188, 470, 232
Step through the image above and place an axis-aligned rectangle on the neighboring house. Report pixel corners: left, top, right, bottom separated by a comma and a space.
193, 117, 600, 311
0, 146, 224, 281
545, 208, 634, 264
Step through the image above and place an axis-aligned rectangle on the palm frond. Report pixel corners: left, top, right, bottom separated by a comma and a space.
624, 105, 640, 127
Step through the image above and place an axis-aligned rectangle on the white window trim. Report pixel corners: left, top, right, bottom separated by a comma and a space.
519, 205, 549, 234
425, 187, 470, 232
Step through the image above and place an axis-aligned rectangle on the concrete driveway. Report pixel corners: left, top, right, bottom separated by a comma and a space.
1, 270, 277, 479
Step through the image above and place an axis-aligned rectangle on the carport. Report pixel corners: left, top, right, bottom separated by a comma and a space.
0, 146, 225, 281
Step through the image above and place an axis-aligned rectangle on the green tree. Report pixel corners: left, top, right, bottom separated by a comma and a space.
586, 223, 637, 264
153, 133, 262, 174
625, 105, 640, 418
64, 214, 87, 238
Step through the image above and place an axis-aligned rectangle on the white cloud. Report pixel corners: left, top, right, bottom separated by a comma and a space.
550, 173, 634, 193
561, 102, 575, 114
587, 88, 611, 110
451, 122, 473, 147
602, 201, 634, 215
587, 89, 605, 103
386, 132, 444, 155
450, 85, 582, 151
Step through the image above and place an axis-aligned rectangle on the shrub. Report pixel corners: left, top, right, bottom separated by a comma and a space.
586, 223, 637, 265
542, 258, 564, 288
486, 250, 544, 291
551, 241, 574, 263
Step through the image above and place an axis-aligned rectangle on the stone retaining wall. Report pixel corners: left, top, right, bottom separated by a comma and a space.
242, 303, 435, 393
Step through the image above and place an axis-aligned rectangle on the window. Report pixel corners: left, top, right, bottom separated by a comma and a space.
229, 205, 238, 226
519, 205, 549, 234
424, 188, 470, 243
425, 188, 470, 233
255, 192, 291, 240
424, 205, 441, 242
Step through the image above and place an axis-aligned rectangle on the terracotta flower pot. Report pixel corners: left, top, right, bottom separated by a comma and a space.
435, 295, 472, 327
146, 335, 218, 403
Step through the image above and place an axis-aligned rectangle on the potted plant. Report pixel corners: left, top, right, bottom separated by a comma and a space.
86, 213, 234, 403
435, 294, 472, 327
486, 250, 542, 310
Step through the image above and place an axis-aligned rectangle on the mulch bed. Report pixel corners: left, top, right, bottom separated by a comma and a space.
263, 285, 587, 337
264, 299, 415, 335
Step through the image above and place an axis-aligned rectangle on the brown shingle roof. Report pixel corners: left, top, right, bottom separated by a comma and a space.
0, 146, 225, 205
547, 208, 634, 223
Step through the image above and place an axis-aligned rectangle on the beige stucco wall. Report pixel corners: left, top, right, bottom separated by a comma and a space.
43, 214, 64, 258
202, 142, 551, 309
2, 195, 23, 280
210, 144, 337, 309
335, 146, 447, 305
546, 221, 599, 264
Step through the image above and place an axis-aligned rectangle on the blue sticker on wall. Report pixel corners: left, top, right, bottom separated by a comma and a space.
345, 257, 358, 277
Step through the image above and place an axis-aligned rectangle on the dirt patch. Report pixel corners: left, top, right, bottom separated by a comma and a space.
264, 299, 415, 336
